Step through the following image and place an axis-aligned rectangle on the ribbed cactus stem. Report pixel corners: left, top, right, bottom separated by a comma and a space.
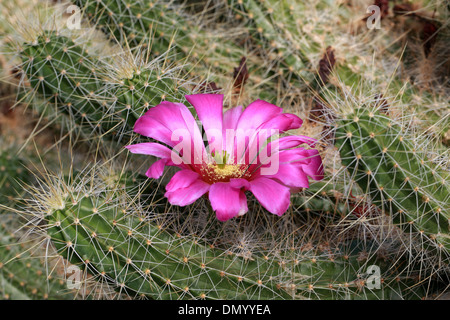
229, 0, 306, 72
75, 0, 246, 76
335, 107, 450, 264
44, 178, 292, 299
0, 217, 73, 300
19, 32, 189, 141
292, 181, 360, 217
29, 167, 427, 299
76, 0, 188, 55
0, 146, 30, 205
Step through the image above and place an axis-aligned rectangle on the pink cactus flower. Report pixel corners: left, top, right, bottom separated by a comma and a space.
126, 94, 324, 221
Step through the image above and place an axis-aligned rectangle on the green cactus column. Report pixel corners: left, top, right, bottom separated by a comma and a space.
43, 174, 292, 299
74, 0, 247, 70
18, 31, 189, 142
0, 215, 77, 300
75, 0, 190, 56
335, 107, 450, 265
0, 145, 30, 206
22, 163, 427, 300
73, 0, 285, 105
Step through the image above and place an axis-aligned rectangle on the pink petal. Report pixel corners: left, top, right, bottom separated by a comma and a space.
238, 190, 248, 216
223, 105, 243, 131
145, 159, 167, 179
236, 100, 283, 132
125, 142, 172, 158
261, 147, 324, 182
209, 182, 248, 221
253, 163, 309, 188
125, 142, 185, 169
223, 105, 243, 152
165, 170, 201, 193
249, 177, 291, 216
283, 135, 317, 148
276, 148, 324, 180
257, 113, 303, 133
165, 181, 210, 206
235, 111, 303, 166
133, 115, 175, 147
245, 114, 304, 160
300, 149, 324, 181
164, 170, 210, 206
229, 178, 251, 190
143, 101, 194, 132
186, 94, 224, 153
257, 135, 318, 164
136, 101, 206, 162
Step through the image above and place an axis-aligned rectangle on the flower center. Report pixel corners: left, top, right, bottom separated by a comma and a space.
197, 150, 252, 184
213, 163, 244, 178
200, 162, 251, 184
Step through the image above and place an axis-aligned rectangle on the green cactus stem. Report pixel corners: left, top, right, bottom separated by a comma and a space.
335, 107, 450, 266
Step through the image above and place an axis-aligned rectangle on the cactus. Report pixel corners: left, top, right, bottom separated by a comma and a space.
0, 0, 447, 300
73, 0, 284, 105
225, 0, 354, 84
0, 144, 30, 206
292, 180, 360, 219
17, 31, 191, 143
29, 165, 290, 299
75, 0, 197, 58
0, 213, 78, 300
16, 161, 426, 300
334, 98, 450, 269
226, 0, 449, 145
74, 0, 248, 73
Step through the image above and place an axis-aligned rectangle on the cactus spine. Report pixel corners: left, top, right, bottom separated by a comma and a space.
335, 106, 450, 267
0, 0, 447, 300
0, 215, 77, 300
24, 163, 426, 300
17, 31, 193, 145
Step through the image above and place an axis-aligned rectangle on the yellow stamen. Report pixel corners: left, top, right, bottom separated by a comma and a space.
212, 164, 245, 179
201, 163, 250, 184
